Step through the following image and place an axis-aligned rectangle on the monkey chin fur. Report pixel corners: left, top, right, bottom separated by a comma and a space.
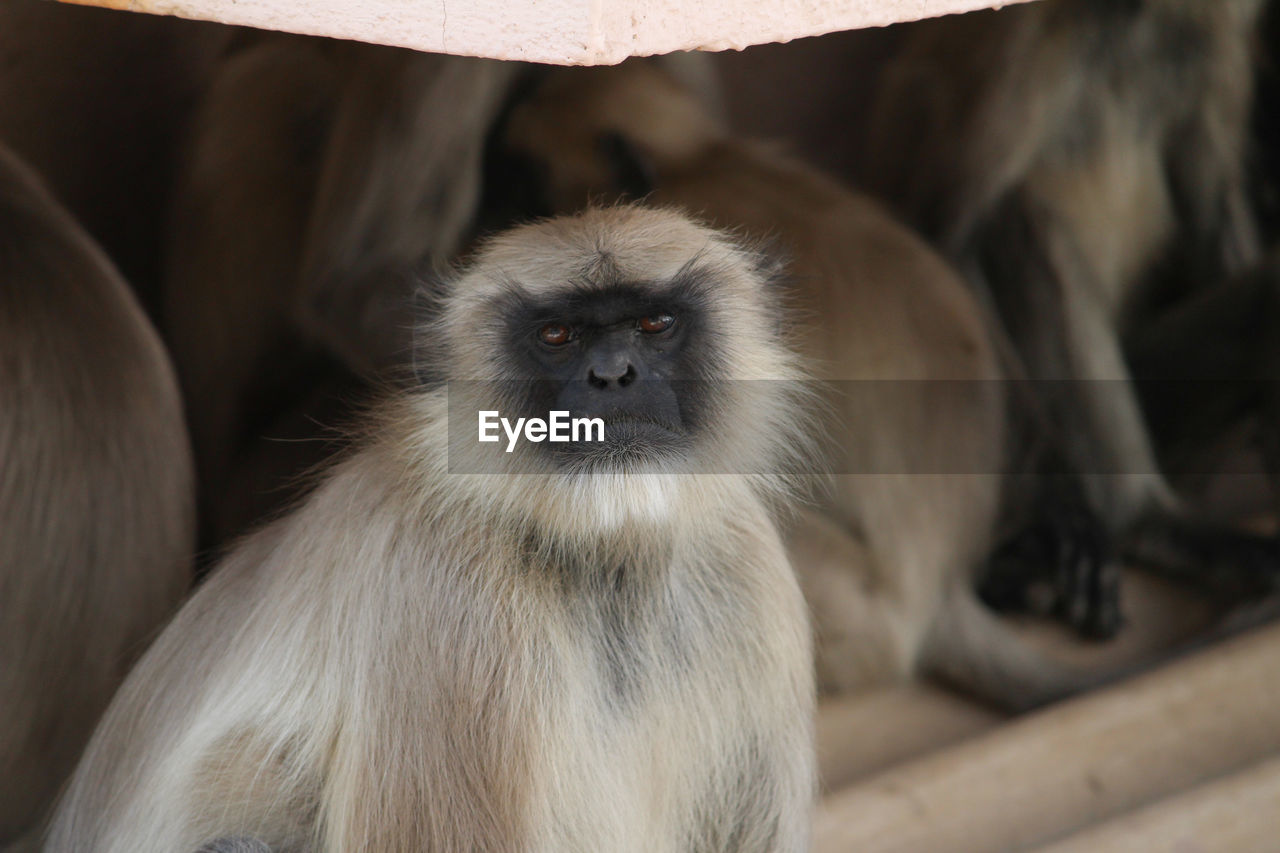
550, 470, 680, 531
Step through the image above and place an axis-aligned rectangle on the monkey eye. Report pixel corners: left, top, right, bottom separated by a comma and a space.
538, 323, 572, 346
638, 314, 675, 333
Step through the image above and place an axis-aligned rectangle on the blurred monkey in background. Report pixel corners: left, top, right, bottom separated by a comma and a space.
162, 36, 520, 549
0, 144, 194, 845
864, 0, 1280, 613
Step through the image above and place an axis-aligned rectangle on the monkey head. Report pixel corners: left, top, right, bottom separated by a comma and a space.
414, 205, 814, 537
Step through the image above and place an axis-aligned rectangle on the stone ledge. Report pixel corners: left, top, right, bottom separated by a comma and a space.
56, 0, 1036, 65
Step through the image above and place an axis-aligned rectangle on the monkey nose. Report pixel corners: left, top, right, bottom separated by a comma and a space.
586, 360, 637, 390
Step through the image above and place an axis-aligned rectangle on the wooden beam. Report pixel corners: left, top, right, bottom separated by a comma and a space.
1033, 754, 1280, 852
817, 685, 1000, 792
814, 622, 1280, 853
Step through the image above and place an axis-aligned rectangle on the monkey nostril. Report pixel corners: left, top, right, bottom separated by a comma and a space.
587, 363, 637, 389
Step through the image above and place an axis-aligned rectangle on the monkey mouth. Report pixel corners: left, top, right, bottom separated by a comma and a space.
552, 416, 689, 470
601, 415, 682, 441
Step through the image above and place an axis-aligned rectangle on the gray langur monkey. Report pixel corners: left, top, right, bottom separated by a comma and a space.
864, 0, 1280, 611
0, 144, 194, 844
162, 35, 521, 550
486, 61, 1101, 709
47, 206, 817, 852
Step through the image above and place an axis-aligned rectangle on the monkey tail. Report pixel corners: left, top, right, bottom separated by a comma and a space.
919, 590, 1103, 714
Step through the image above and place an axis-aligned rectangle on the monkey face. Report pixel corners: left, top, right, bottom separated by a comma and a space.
499, 279, 712, 469
426, 205, 812, 495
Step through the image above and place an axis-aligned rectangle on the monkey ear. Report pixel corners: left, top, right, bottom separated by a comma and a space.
596, 131, 657, 200
408, 274, 452, 387
747, 239, 794, 336
750, 236, 791, 289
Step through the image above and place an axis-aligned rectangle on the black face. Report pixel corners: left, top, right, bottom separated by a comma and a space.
500, 275, 721, 468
